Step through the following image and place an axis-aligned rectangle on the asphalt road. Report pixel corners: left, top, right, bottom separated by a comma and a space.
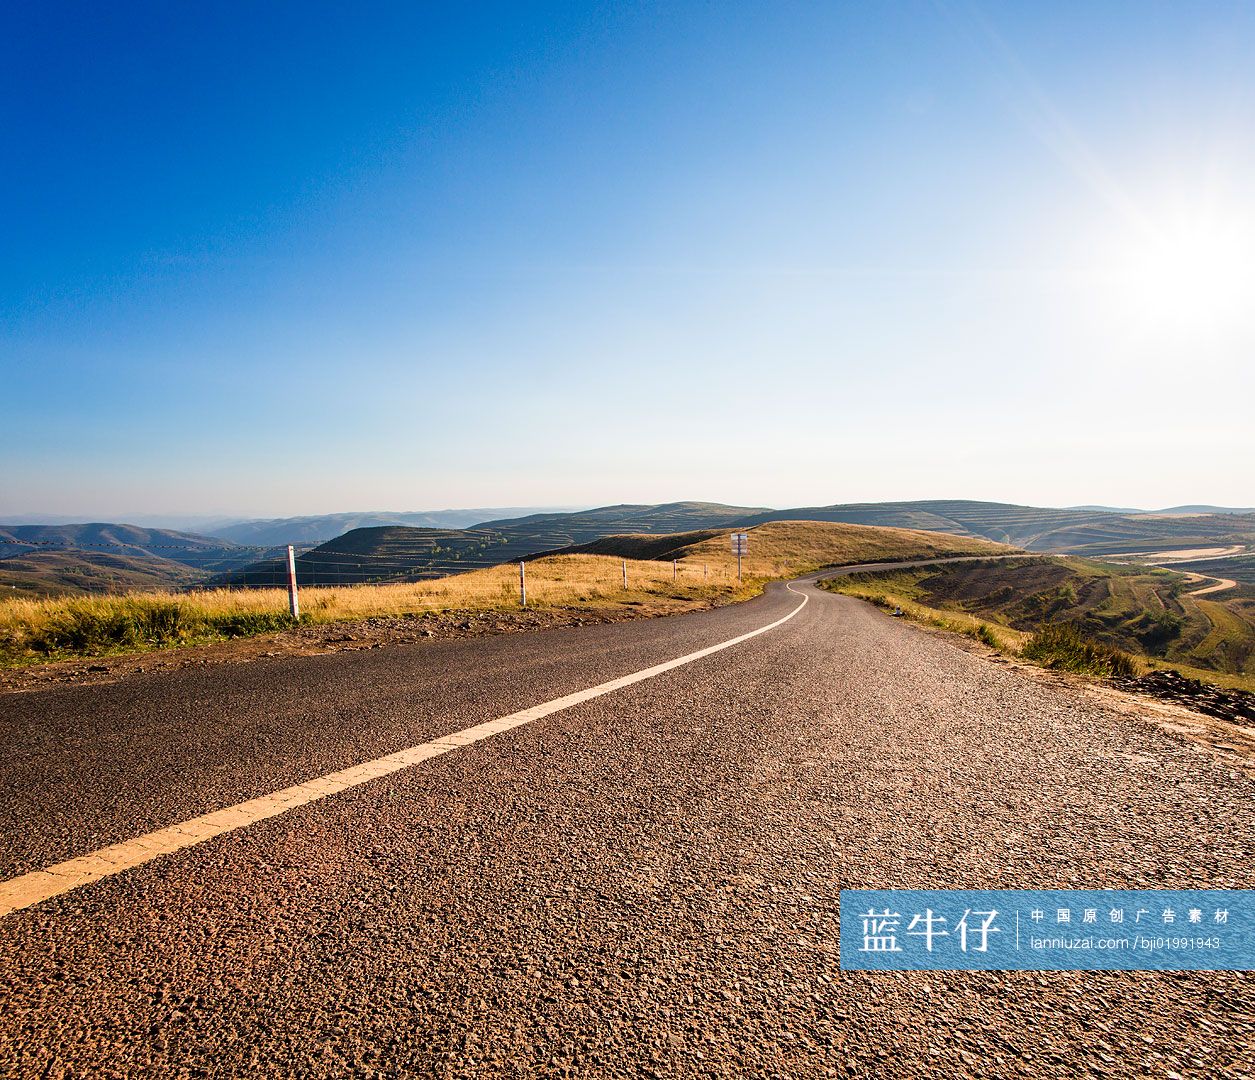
0, 568, 1251, 1076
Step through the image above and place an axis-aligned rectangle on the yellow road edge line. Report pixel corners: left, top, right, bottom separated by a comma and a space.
0, 584, 810, 919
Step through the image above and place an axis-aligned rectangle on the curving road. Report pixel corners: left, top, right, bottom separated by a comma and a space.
0, 563, 1251, 1076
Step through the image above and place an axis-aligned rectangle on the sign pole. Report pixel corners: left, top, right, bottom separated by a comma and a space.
730, 532, 748, 584
286, 545, 300, 619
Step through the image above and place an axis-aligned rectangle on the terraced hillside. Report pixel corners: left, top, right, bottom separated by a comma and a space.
218, 503, 770, 586
827, 556, 1254, 684
749, 501, 1255, 555
216, 527, 519, 587
476, 501, 767, 544
1161, 554, 1255, 594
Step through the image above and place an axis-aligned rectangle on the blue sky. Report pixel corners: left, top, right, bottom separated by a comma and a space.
4, 2, 1253, 519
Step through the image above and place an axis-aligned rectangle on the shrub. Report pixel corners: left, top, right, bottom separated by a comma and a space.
1021, 623, 1137, 678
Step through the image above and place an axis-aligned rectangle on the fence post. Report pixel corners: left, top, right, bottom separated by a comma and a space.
622, 559, 628, 589
519, 560, 527, 608
286, 545, 300, 619
673, 559, 677, 582
704, 563, 708, 579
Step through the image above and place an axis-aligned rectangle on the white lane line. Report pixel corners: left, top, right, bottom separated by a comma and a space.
0, 583, 810, 919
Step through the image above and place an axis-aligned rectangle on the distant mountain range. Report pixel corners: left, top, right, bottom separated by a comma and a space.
6, 500, 1255, 594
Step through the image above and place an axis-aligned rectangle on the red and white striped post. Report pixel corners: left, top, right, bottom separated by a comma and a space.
286, 545, 300, 619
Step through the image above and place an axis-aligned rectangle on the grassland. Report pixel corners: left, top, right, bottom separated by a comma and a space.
821, 555, 1255, 691
0, 520, 1013, 668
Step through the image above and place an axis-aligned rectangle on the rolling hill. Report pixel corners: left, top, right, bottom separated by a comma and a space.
210, 500, 1255, 588
211, 503, 772, 586
16, 501, 1255, 594
747, 500, 1255, 554
210, 507, 580, 547
0, 551, 207, 597
215, 516, 1014, 588
0, 524, 261, 572
558, 520, 1014, 576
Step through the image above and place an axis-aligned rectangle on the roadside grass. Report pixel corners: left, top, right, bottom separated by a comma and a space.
0, 554, 759, 666
821, 556, 1255, 692
817, 575, 1027, 653
823, 572, 1143, 678
823, 569, 1255, 693
1020, 623, 1139, 679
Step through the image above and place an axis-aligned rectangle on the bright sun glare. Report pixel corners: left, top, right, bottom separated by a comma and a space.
1098, 209, 1255, 338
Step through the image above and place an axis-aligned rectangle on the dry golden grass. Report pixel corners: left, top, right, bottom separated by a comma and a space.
0, 520, 1013, 666
0, 554, 755, 665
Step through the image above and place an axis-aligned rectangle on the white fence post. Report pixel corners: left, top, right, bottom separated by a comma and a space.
286, 545, 300, 619
519, 560, 527, 608
622, 559, 628, 589
673, 559, 677, 581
